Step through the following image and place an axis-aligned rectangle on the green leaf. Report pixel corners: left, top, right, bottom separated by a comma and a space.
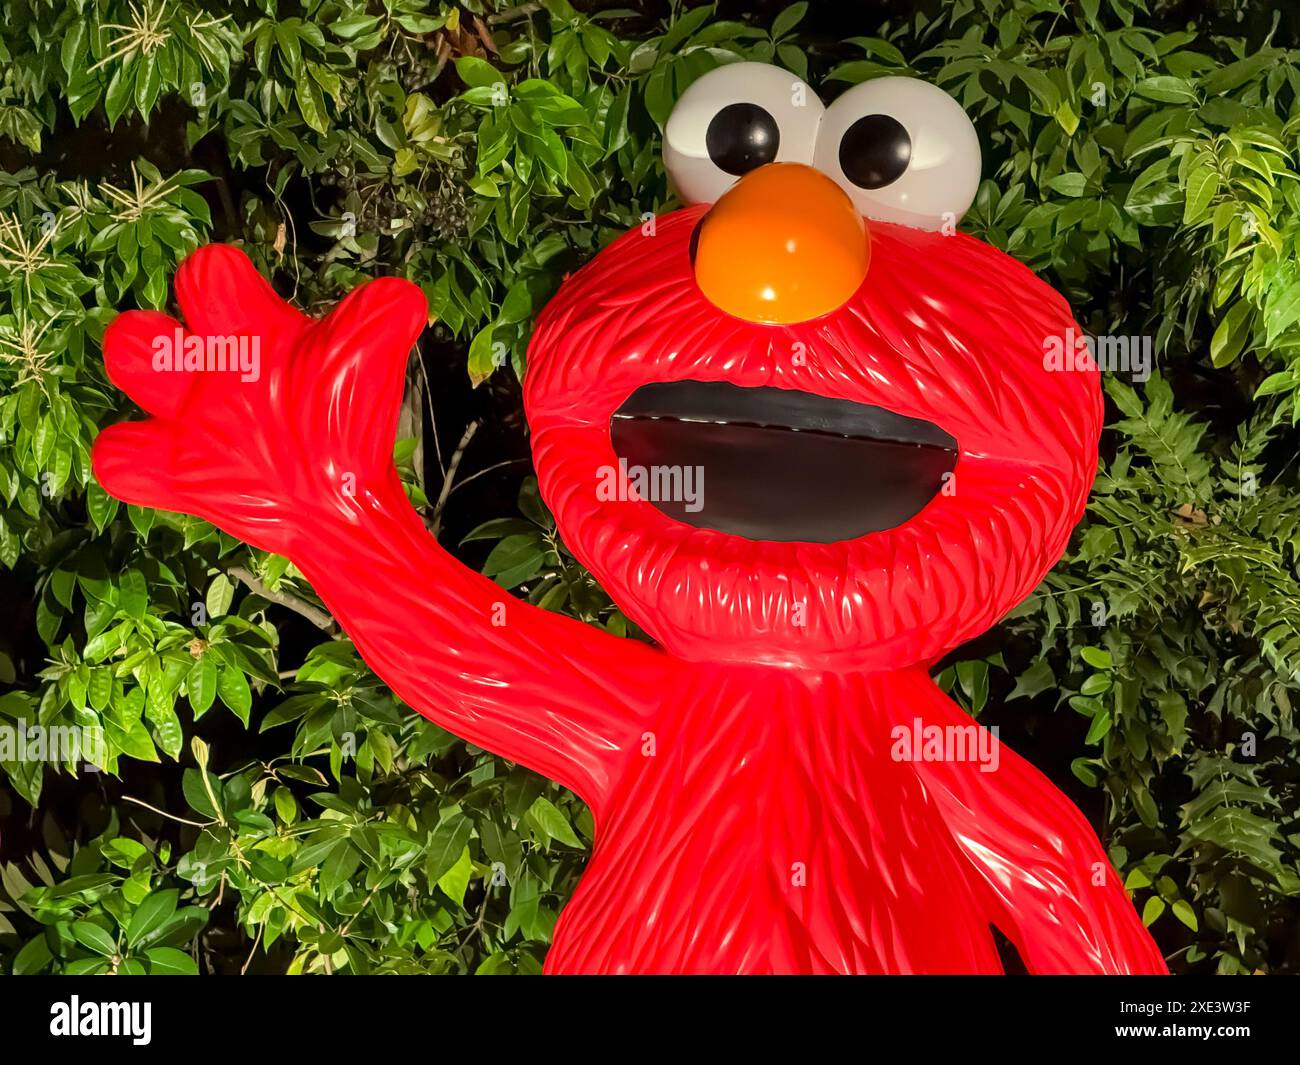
88, 668, 114, 710
1080, 646, 1112, 669
182, 767, 221, 820
456, 56, 504, 90
771, 2, 808, 38
108, 716, 160, 762
296, 77, 328, 134
1211, 300, 1252, 368
104, 58, 137, 127
527, 795, 583, 848
14, 934, 53, 974
216, 666, 252, 725
1080, 673, 1111, 695
1084, 711, 1112, 744
1133, 76, 1197, 104
86, 483, 120, 533
1171, 899, 1198, 931
437, 845, 473, 907
274, 786, 298, 824
1264, 281, 1300, 344
467, 322, 500, 387
1047, 172, 1088, 197
475, 952, 514, 974
319, 840, 361, 896
65, 957, 110, 975
1007, 658, 1055, 701
134, 55, 162, 115
1141, 896, 1166, 927
331, 14, 381, 40
145, 946, 199, 975
72, 920, 118, 956
1254, 370, 1295, 399
147, 696, 183, 759
188, 656, 218, 717
426, 815, 474, 882
1182, 163, 1219, 224
206, 573, 234, 618
482, 533, 544, 585
126, 889, 178, 947
60, 22, 87, 79
1053, 101, 1079, 136
118, 569, 149, 618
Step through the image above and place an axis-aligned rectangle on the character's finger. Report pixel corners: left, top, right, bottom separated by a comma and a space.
315, 275, 427, 379
91, 420, 184, 511
306, 276, 429, 474
102, 311, 194, 418
174, 244, 306, 345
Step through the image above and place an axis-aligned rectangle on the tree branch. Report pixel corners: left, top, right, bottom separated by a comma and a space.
228, 565, 339, 636
488, 3, 542, 25
429, 420, 479, 538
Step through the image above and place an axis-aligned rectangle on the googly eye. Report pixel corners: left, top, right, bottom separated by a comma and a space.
664, 62, 825, 206
813, 77, 981, 231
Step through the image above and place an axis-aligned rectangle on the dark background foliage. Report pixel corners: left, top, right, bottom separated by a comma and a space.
1, 0, 1298, 973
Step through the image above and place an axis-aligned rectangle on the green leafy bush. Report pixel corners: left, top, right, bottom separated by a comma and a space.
1, 0, 1298, 974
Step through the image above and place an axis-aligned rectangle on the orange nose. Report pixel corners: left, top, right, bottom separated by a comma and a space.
693, 163, 870, 324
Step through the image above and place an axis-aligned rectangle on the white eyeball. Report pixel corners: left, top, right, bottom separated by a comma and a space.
813, 77, 981, 231
664, 62, 825, 205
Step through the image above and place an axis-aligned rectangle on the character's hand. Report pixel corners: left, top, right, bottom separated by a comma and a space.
95, 244, 662, 808
92, 245, 427, 554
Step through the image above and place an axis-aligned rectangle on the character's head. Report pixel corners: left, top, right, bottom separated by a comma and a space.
525, 64, 1101, 672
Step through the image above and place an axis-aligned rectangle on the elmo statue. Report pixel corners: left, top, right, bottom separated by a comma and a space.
93, 63, 1167, 974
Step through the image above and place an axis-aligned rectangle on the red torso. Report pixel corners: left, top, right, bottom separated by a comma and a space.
545, 666, 1003, 975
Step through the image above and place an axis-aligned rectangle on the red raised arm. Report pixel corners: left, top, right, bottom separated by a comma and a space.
92, 245, 670, 814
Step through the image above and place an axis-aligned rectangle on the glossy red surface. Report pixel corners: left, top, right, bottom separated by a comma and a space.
93, 217, 1165, 973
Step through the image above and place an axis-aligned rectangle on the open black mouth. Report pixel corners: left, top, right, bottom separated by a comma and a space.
610, 381, 957, 543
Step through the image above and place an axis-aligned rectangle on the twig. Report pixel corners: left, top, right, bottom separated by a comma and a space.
228, 565, 339, 636
414, 338, 445, 476
487, 2, 541, 24
429, 33, 453, 84
338, 882, 382, 938
122, 794, 210, 829
429, 421, 479, 537
447, 456, 529, 497
240, 924, 263, 975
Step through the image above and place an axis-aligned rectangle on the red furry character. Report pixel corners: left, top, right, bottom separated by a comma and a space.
93, 65, 1166, 974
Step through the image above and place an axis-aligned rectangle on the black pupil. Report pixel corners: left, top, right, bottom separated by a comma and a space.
705, 103, 780, 176
839, 114, 911, 189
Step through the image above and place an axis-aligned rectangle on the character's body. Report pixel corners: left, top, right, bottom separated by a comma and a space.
93, 65, 1166, 974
